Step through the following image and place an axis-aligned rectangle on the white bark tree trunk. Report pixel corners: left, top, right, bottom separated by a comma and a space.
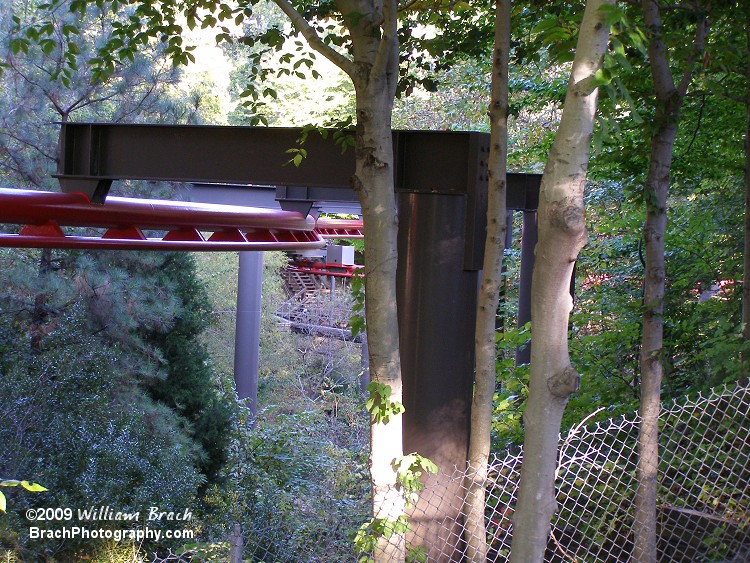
273, 0, 405, 560
354, 82, 406, 562
463, 1, 509, 560
509, 1, 612, 560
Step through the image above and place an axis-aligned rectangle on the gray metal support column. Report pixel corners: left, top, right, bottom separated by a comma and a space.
235, 251, 263, 416
516, 210, 537, 365
398, 191, 478, 562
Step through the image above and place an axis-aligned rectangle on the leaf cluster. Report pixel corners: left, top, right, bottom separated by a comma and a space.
349, 270, 366, 338
354, 515, 410, 561
0, 480, 47, 514
492, 323, 530, 449
365, 381, 405, 425
392, 453, 437, 507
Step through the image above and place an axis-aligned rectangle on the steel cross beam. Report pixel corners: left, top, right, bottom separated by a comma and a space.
57, 122, 488, 197
56, 122, 540, 267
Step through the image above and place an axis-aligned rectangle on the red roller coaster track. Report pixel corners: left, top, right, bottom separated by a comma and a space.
314, 218, 364, 239
0, 188, 362, 251
287, 259, 363, 278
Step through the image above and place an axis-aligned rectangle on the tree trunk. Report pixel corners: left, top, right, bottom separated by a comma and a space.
634, 121, 675, 563
463, 1, 509, 560
509, 1, 612, 560
742, 13, 750, 372
633, 5, 708, 561
348, 7, 404, 558
355, 88, 406, 560
272, 1, 404, 558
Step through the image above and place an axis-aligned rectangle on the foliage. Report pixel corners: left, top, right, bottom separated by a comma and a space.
224, 3, 355, 128
0, 2, 234, 556
209, 405, 370, 562
191, 252, 241, 390
365, 381, 405, 425
566, 120, 746, 431
192, 251, 299, 401
566, 181, 644, 425
543, 383, 750, 562
0, 482, 47, 514
547, 0, 747, 437
392, 454, 437, 508
491, 323, 530, 450
0, 248, 232, 556
349, 272, 366, 339
142, 253, 231, 487
565, 174, 747, 431
0, 2, 220, 192
0, 292, 205, 557
2, 0, 749, 559
189, 255, 371, 558
354, 468, 434, 563
354, 516, 409, 562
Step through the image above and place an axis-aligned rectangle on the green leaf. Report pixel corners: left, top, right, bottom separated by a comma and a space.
365, 382, 405, 424
10, 38, 29, 55
614, 77, 644, 124
599, 3, 626, 28
611, 36, 626, 57
531, 17, 561, 35
0, 491, 5, 513
593, 68, 612, 87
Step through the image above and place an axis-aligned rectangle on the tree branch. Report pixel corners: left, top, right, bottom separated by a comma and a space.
371, 0, 398, 87
674, 92, 705, 160
642, 0, 676, 101
642, 0, 709, 103
675, 12, 709, 98
0, 129, 56, 163
270, 0, 358, 78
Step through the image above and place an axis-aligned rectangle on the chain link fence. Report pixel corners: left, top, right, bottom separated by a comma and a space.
416, 381, 750, 562
241, 382, 750, 562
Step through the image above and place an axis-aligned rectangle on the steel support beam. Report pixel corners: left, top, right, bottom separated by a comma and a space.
398, 191, 479, 560
235, 252, 263, 414
517, 211, 538, 365
56, 123, 490, 202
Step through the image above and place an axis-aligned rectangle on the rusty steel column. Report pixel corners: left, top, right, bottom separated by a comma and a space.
234, 251, 263, 415
398, 191, 479, 561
